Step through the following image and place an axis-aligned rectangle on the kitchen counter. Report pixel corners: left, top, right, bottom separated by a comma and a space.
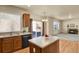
29, 34, 79, 48
0, 32, 32, 38
57, 34, 79, 41
29, 34, 79, 53
29, 36, 58, 48
0, 32, 32, 53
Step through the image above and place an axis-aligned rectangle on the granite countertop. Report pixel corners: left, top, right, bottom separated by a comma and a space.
29, 34, 79, 48
0, 32, 32, 38
29, 36, 58, 48
57, 34, 79, 41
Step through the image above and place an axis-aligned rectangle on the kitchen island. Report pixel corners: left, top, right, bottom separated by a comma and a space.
0, 32, 32, 53
29, 34, 79, 53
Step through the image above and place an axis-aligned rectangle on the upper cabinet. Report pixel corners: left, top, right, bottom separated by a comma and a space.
23, 13, 32, 32
23, 14, 30, 27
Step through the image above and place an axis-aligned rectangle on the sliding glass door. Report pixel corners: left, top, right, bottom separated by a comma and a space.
32, 21, 43, 38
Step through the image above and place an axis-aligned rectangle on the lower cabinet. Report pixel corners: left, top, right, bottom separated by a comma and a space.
13, 36, 22, 50
0, 39, 2, 52
2, 37, 14, 53
77, 42, 79, 53
0, 36, 22, 53
59, 40, 78, 53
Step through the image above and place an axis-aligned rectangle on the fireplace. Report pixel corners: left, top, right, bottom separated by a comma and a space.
68, 29, 78, 34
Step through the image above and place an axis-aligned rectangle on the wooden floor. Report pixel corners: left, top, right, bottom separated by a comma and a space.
14, 47, 29, 53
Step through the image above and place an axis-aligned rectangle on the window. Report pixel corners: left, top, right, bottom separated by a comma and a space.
0, 12, 21, 32
53, 20, 60, 35
53, 21, 60, 30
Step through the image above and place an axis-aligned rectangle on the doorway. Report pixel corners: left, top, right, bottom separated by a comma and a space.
32, 21, 43, 38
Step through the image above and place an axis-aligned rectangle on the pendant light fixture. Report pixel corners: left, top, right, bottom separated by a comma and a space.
42, 11, 48, 22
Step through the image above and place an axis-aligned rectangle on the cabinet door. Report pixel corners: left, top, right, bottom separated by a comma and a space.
13, 36, 22, 50
2, 37, 13, 53
59, 40, 77, 53
77, 41, 79, 52
23, 14, 30, 27
0, 39, 2, 52
42, 40, 59, 53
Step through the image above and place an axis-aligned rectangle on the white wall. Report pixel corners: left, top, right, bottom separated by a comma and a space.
62, 19, 79, 34
48, 19, 53, 35
48, 19, 79, 35
0, 13, 21, 32
0, 5, 29, 32
48, 19, 61, 35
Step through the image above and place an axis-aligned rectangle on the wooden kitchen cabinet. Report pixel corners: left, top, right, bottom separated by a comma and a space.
29, 40, 59, 53
23, 14, 30, 27
2, 37, 14, 53
59, 40, 77, 53
0, 36, 22, 53
23, 14, 32, 32
13, 36, 22, 50
0, 39, 2, 52
77, 41, 79, 52
42, 40, 59, 53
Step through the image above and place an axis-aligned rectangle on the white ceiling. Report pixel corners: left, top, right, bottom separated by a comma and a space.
14, 5, 79, 20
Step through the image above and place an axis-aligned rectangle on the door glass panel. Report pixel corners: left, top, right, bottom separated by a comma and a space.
32, 21, 43, 38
